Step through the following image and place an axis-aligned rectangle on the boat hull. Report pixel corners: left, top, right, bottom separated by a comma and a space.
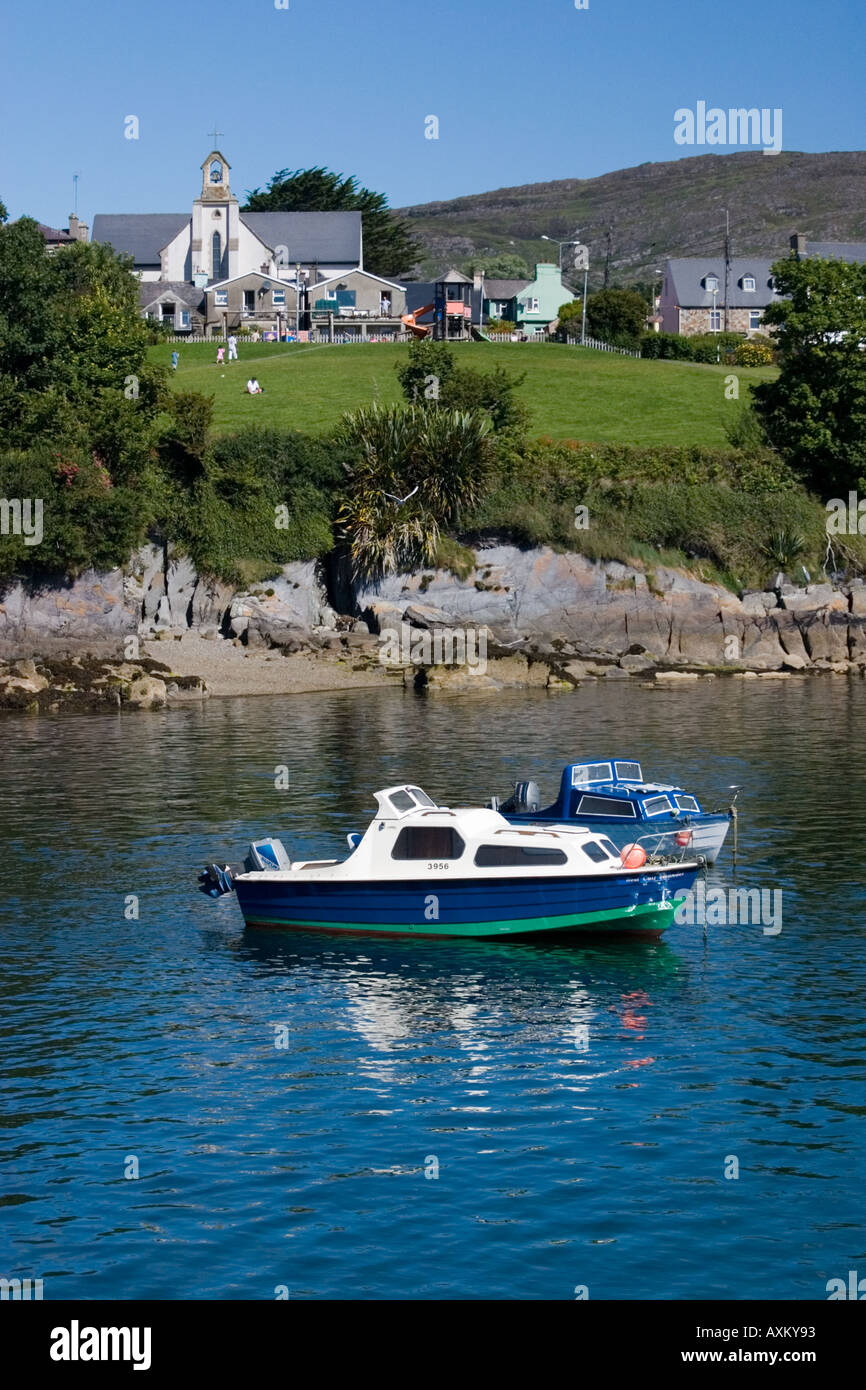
235, 866, 699, 938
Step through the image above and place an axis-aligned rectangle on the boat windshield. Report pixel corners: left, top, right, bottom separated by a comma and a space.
406, 787, 437, 807
614, 760, 643, 782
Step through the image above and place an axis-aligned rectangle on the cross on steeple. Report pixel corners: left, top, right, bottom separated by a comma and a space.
208, 125, 224, 147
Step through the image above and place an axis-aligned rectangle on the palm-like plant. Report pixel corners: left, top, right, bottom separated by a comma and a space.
336, 404, 492, 580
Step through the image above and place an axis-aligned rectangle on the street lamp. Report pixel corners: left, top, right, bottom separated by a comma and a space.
541, 234, 579, 271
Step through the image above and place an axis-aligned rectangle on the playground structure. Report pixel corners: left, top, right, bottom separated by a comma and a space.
401, 303, 435, 338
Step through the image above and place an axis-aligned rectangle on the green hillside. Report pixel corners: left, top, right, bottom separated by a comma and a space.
397, 149, 866, 284
154, 340, 775, 447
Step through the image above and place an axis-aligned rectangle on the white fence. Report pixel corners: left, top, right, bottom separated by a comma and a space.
566, 335, 641, 357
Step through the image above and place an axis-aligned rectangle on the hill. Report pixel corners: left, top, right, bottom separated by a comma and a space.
397, 149, 866, 284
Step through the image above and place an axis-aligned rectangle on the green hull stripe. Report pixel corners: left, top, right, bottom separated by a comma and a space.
242, 897, 685, 938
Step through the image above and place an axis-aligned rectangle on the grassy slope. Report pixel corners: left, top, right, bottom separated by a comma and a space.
153, 340, 776, 446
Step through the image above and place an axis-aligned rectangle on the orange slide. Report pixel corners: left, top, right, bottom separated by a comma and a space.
401, 302, 435, 338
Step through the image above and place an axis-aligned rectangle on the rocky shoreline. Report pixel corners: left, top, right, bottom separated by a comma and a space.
2, 541, 865, 712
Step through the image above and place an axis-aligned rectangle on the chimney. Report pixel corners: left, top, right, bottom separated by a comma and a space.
67, 214, 88, 241
790, 232, 807, 258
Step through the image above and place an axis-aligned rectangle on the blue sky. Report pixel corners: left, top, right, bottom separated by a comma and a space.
1, 0, 863, 226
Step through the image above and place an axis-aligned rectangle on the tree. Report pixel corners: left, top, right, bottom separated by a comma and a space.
243, 167, 420, 278
469, 253, 531, 280
395, 337, 527, 435
0, 197, 8, 224
754, 256, 866, 493
555, 299, 583, 338
584, 288, 648, 345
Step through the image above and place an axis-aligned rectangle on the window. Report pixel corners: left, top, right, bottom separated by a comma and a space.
704, 275, 719, 292
273, 289, 285, 306
599, 838, 621, 858
214, 289, 227, 306
575, 794, 636, 818
389, 790, 417, 813
614, 761, 643, 782
446, 285, 463, 301
392, 826, 465, 860
749, 310, 762, 330
160, 302, 175, 321
709, 310, 721, 331
522, 297, 540, 313
474, 844, 567, 867
675, 795, 700, 812
243, 290, 255, 313
742, 275, 756, 292
212, 231, 221, 280
210, 160, 223, 183
642, 795, 673, 817
572, 763, 613, 786
582, 841, 610, 863
406, 787, 436, 808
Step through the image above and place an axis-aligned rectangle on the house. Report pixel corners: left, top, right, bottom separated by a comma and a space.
481, 263, 575, 336
92, 149, 366, 336
308, 269, 407, 341
789, 233, 866, 263
659, 258, 780, 336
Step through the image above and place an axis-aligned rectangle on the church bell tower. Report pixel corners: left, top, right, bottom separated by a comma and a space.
192, 149, 239, 283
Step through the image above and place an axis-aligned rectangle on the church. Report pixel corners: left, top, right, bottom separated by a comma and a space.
91, 150, 406, 339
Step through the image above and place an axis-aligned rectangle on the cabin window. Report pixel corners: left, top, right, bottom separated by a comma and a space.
406, 786, 436, 807
599, 838, 621, 858
389, 790, 418, 813
614, 761, 642, 781
581, 841, 610, 863
571, 762, 614, 786
675, 795, 699, 812
575, 794, 636, 818
474, 844, 567, 867
642, 795, 673, 816
392, 827, 465, 860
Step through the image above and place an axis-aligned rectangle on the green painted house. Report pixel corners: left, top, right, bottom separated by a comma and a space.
483, 261, 575, 336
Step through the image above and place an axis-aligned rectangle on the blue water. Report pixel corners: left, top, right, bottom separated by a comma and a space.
1, 680, 865, 1299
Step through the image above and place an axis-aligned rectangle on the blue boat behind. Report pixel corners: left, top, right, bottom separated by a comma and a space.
495, 758, 734, 864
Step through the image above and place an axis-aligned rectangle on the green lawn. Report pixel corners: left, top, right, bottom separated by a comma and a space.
151, 340, 776, 446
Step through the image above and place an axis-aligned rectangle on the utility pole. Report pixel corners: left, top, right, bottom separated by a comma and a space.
603, 223, 614, 288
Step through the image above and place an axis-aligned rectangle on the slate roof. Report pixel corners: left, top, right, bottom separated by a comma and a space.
483, 278, 530, 300
36, 222, 75, 243
138, 281, 205, 311
806, 241, 866, 263
665, 257, 780, 308
92, 214, 190, 266
239, 211, 362, 263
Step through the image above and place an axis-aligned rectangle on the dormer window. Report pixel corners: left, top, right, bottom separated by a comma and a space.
741, 275, 756, 292
210, 160, 223, 184
703, 275, 719, 292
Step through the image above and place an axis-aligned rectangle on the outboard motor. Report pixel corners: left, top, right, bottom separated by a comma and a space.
198, 863, 242, 898
500, 780, 542, 814
245, 837, 292, 872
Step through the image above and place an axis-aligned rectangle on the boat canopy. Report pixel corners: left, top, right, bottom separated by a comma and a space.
542, 762, 703, 822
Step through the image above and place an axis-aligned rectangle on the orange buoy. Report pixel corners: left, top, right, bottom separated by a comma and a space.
674, 829, 692, 847
620, 844, 647, 869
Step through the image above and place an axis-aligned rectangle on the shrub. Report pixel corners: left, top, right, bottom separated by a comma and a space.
734, 338, 774, 366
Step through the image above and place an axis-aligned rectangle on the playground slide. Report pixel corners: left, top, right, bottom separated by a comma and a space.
401, 303, 435, 338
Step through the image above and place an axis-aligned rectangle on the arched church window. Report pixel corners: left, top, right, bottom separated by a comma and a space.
212, 231, 222, 281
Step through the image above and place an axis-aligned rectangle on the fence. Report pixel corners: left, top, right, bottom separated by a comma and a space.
566, 335, 641, 357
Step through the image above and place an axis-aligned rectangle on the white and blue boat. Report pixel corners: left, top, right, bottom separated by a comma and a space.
198, 784, 700, 939
494, 759, 733, 864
